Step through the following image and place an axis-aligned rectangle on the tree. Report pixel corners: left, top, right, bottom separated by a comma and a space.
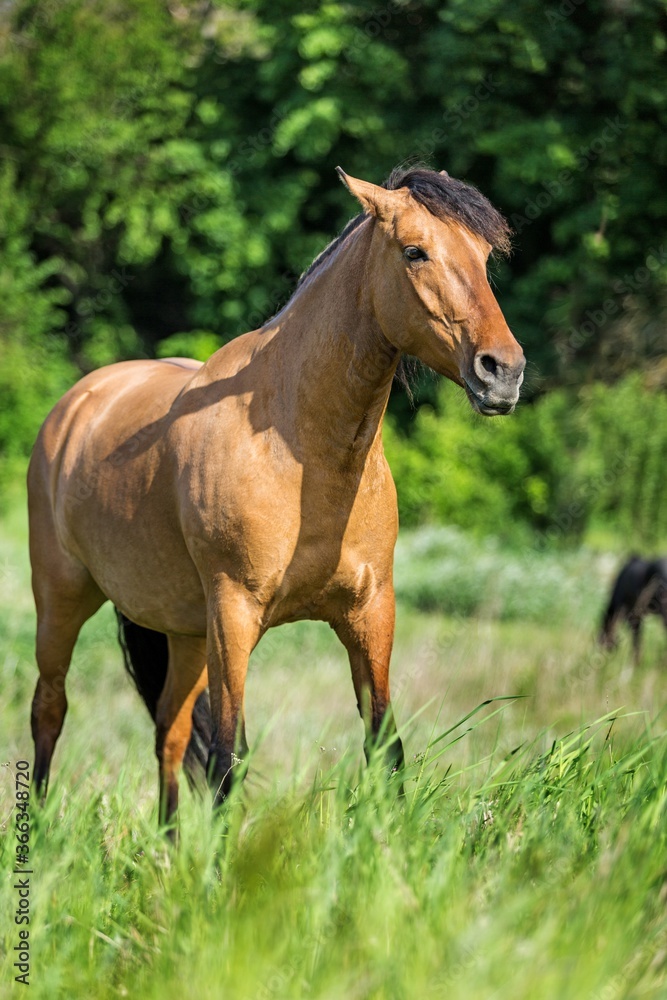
0, 0, 665, 474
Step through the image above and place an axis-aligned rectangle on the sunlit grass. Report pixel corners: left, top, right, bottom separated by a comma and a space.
1, 489, 666, 998
1, 714, 666, 999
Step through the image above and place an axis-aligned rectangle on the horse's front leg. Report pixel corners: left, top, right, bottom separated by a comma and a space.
335, 584, 405, 785
205, 580, 261, 807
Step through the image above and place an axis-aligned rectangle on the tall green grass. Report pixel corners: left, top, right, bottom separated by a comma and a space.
1, 712, 666, 999
2, 491, 666, 998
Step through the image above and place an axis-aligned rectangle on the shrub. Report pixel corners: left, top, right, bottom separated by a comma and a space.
385, 376, 667, 548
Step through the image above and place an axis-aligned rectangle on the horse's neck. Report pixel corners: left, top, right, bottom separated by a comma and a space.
262, 219, 399, 459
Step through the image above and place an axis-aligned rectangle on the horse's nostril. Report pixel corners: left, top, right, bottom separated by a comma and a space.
477, 354, 498, 379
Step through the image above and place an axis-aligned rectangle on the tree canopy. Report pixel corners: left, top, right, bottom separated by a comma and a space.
0, 0, 666, 525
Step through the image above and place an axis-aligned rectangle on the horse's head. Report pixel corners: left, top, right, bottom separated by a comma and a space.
337, 166, 525, 415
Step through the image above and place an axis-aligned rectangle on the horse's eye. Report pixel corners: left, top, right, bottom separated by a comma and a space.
404, 246, 427, 262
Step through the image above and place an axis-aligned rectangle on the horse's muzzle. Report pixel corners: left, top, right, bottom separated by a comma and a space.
463, 349, 525, 416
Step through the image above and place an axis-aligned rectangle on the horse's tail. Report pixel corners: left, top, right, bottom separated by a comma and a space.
115, 610, 212, 788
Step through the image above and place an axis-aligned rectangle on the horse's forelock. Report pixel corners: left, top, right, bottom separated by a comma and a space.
384, 166, 512, 257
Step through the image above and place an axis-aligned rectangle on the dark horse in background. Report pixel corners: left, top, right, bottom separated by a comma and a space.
600, 556, 667, 665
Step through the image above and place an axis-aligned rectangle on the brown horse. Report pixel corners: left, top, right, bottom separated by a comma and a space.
28, 166, 525, 825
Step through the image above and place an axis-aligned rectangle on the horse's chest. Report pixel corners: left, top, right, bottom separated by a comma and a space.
264, 548, 378, 627
184, 443, 395, 620
251, 494, 394, 625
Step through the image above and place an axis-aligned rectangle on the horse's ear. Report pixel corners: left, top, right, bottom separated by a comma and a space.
336, 167, 396, 220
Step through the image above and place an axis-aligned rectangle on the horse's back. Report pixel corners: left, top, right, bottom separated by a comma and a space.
32, 358, 191, 506
609, 556, 667, 617
31, 357, 201, 479
648, 557, 667, 584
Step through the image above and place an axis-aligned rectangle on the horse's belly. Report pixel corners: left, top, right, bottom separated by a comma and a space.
92, 539, 207, 634
65, 498, 207, 634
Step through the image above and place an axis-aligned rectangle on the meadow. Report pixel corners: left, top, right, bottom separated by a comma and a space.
1, 486, 666, 999
2, 1, 666, 996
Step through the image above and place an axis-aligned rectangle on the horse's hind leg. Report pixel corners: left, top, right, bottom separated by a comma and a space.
628, 614, 643, 669
155, 635, 208, 834
31, 574, 106, 797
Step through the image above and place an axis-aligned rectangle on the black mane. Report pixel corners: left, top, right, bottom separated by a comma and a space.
297, 166, 511, 288
384, 166, 512, 257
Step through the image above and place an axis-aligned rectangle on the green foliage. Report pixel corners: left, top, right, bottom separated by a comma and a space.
384, 381, 574, 539
156, 330, 223, 362
1, 0, 666, 378
1, 0, 666, 539
578, 375, 667, 546
0, 164, 76, 482
385, 375, 667, 547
